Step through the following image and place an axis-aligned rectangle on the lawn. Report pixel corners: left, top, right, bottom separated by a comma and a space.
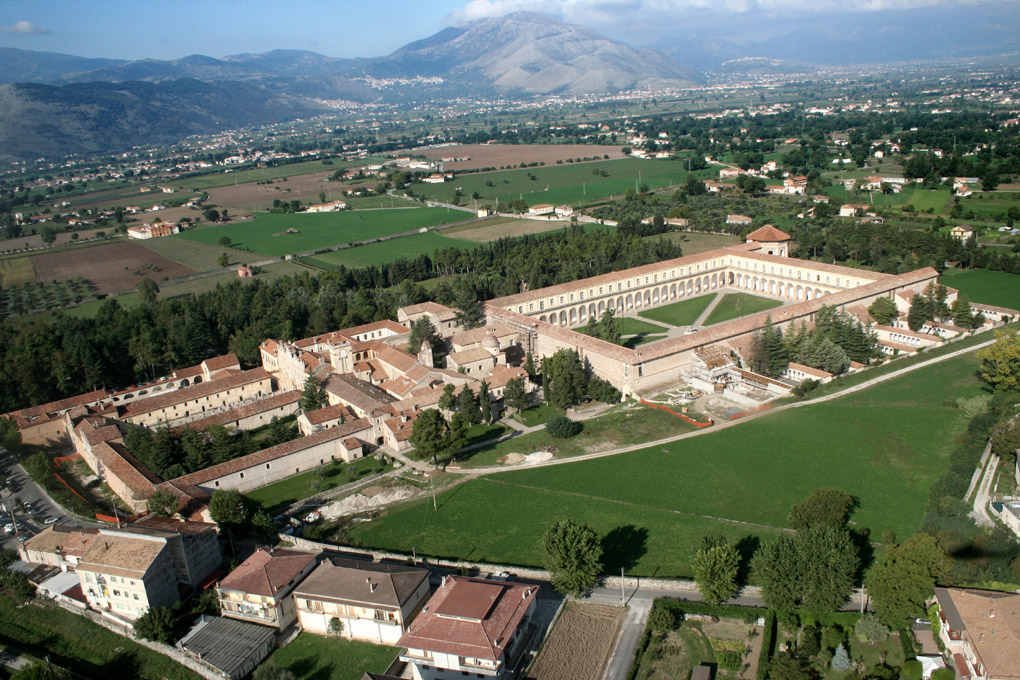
176, 207, 461, 256
702, 293, 783, 326
513, 403, 563, 427
263, 632, 397, 680
0, 256, 36, 288
638, 294, 717, 327
412, 157, 713, 208
654, 231, 742, 256
871, 186, 952, 213
625, 334, 668, 348
577, 316, 668, 336
0, 596, 200, 680
347, 351, 985, 578
245, 454, 391, 513
938, 268, 1020, 311
136, 236, 254, 271
302, 231, 477, 269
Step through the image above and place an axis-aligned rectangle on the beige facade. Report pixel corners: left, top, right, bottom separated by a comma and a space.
120, 368, 274, 428
77, 532, 178, 621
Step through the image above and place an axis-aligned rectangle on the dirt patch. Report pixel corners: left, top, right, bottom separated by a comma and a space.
415, 143, 627, 171
528, 602, 625, 680
319, 485, 419, 519
33, 241, 196, 294
205, 172, 355, 210
500, 453, 526, 465
444, 217, 574, 242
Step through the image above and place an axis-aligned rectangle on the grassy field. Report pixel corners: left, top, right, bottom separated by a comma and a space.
702, 293, 784, 326
443, 216, 585, 241
302, 231, 477, 270
655, 231, 742, 256
347, 351, 985, 577
0, 596, 200, 680
412, 158, 712, 208
870, 186, 952, 212
577, 316, 668, 336
245, 455, 391, 513
638, 294, 717, 327
938, 269, 1020, 310
136, 236, 255, 271
957, 192, 1020, 219
176, 159, 370, 191
0, 256, 36, 288
263, 632, 397, 680
177, 207, 461, 256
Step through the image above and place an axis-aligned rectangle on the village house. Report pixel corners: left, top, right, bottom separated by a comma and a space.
305, 200, 348, 213
398, 575, 539, 680
934, 587, 1020, 680
726, 214, 752, 226
218, 548, 320, 630
527, 204, 554, 216
294, 556, 430, 644
951, 225, 975, 241
126, 222, 180, 239
77, 531, 178, 621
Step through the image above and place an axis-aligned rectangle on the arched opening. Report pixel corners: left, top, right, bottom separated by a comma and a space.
806, 288, 814, 300
652, 288, 660, 304
816, 288, 823, 299
569, 308, 577, 325
559, 311, 568, 326
626, 294, 634, 310
796, 286, 804, 300
540, 315, 548, 323
643, 290, 651, 306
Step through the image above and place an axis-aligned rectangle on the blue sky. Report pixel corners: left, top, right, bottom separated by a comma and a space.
1, 0, 1018, 60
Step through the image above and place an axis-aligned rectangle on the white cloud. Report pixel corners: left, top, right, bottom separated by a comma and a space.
447, 0, 1012, 24
2, 20, 50, 35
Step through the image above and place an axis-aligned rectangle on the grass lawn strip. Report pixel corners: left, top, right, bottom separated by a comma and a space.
0, 597, 200, 680
301, 231, 476, 269
245, 455, 390, 513
938, 269, 1020, 311
638, 294, 717, 327
702, 293, 783, 326
263, 632, 397, 680
348, 351, 984, 577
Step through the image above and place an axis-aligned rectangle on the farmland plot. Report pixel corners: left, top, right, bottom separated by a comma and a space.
527, 603, 625, 680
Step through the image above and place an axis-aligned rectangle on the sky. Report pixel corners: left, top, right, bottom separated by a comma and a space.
0, 0, 1018, 60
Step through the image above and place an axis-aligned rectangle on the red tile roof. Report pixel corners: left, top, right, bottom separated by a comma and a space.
120, 368, 271, 418
746, 225, 791, 242
218, 547, 318, 598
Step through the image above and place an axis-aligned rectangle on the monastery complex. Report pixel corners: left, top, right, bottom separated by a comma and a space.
6, 226, 1014, 519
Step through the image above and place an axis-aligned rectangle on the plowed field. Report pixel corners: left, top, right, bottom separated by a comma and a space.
528, 602, 625, 680
33, 242, 195, 294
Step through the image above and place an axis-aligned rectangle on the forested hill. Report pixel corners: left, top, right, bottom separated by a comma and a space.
0, 227, 680, 413
0, 79, 323, 161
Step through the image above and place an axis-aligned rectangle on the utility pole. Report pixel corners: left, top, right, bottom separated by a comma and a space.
620, 568, 625, 604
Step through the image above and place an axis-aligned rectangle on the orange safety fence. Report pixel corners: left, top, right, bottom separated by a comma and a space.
52, 472, 91, 503
729, 403, 773, 420
638, 399, 713, 428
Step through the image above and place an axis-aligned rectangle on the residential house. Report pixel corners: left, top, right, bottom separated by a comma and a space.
398, 575, 539, 680
726, 214, 752, 226
951, 225, 975, 241
934, 587, 1020, 680
294, 556, 430, 644
19, 526, 99, 571
218, 548, 319, 630
527, 204, 554, 216
77, 531, 178, 621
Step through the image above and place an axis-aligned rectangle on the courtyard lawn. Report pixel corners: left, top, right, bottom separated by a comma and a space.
347, 351, 985, 578
263, 632, 397, 680
624, 334, 668, 348
245, 455, 390, 513
301, 231, 476, 270
702, 293, 783, 326
176, 207, 460, 257
638, 294, 717, 327
577, 316, 668, 337
412, 157, 713, 208
513, 403, 562, 427
938, 269, 1020, 311
0, 596, 200, 680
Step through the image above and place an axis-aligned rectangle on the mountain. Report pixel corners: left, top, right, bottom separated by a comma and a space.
0, 48, 126, 84
383, 12, 701, 93
0, 79, 323, 160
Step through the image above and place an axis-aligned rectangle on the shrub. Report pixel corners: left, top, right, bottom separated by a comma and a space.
855, 613, 890, 643
717, 650, 742, 671
647, 605, 677, 633
757, 611, 777, 680
931, 669, 955, 680
902, 659, 923, 680
546, 415, 582, 439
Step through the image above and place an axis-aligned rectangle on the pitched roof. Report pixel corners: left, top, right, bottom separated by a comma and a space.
935, 587, 1020, 680
447, 348, 495, 366
120, 368, 271, 418
178, 616, 275, 677
398, 576, 538, 661
325, 374, 396, 414
218, 548, 318, 598
94, 441, 161, 499
746, 225, 791, 242
174, 390, 301, 433
294, 556, 428, 608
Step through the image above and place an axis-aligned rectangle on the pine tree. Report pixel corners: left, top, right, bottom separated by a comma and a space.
831, 643, 851, 671
952, 296, 975, 329
478, 379, 492, 423
458, 385, 482, 424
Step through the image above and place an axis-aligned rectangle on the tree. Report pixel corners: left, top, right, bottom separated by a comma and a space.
831, 643, 851, 671
209, 489, 247, 527
407, 316, 441, 359
546, 415, 582, 439
543, 349, 588, 409
977, 331, 1020, 392
134, 604, 179, 644
478, 379, 492, 423
503, 377, 529, 415
300, 375, 328, 412
203, 208, 220, 223
952, 296, 976, 330
691, 535, 740, 604
217, 252, 230, 268
787, 488, 856, 530
868, 296, 898, 325
797, 524, 859, 615
438, 383, 458, 412
253, 662, 297, 680
0, 416, 22, 456
769, 652, 813, 680
40, 226, 57, 244
854, 613, 889, 643
252, 509, 277, 543
907, 292, 933, 331
647, 604, 677, 633
137, 278, 159, 304
453, 283, 483, 329
523, 352, 536, 378
146, 489, 177, 517
11, 662, 68, 680
327, 617, 345, 636
458, 385, 482, 424
542, 519, 603, 596
751, 535, 801, 611
868, 533, 947, 628
409, 409, 448, 465
217, 236, 232, 247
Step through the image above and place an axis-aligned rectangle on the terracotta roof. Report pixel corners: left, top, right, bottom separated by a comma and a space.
175, 391, 301, 432
201, 354, 240, 372
94, 441, 161, 499
7, 388, 109, 426
132, 516, 217, 535
304, 403, 354, 426
786, 362, 833, 379
399, 301, 457, 321
935, 588, 1020, 680
447, 348, 495, 366
485, 365, 528, 389
218, 548, 318, 598
874, 324, 939, 341
78, 533, 168, 579
120, 368, 271, 418
451, 324, 517, 348
373, 345, 419, 375
338, 320, 408, 339
21, 525, 99, 559
325, 374, 396, 414
170, 419, 372, 487
973, 302, 1020, 315
294, 556, 428, 609
399, 576, 538, 662
746, 225, 791, 242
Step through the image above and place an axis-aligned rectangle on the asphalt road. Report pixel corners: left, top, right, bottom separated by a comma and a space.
0, 447, 77, 552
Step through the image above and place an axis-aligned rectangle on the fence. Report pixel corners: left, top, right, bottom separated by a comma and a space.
637, 399, 713, 428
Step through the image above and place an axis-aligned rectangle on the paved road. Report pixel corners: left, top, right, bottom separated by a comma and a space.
970, 446, 999, 527
0, 448, 79, 552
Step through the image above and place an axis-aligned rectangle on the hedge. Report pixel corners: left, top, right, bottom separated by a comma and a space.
757, 610, 777, 680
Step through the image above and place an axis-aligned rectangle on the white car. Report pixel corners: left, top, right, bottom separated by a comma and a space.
2, 523, 13, 535
44, 517, 58, 525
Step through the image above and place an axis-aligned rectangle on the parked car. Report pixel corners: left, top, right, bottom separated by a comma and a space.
2, 524, 13, 535
44, 517, 58, 525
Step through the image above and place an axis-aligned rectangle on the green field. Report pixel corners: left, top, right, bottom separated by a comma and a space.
638, 294, 717, 327
939, 269, 1020, 310
413, 158, 712, 208
702, 293, 784, 326
347, 351, 985, 577
655, 231, 742, 256
578, 316, 668, 336
263, 633, 397, 680
870, 186, 952, 212
0, 596, 199, 680
137, 236, 254, 271
0, 256, 37, 288
958, 192, 1020, 219
177, 207, 461, 256
245, 455, 390, 513
302, 231, 477, 269
176, 159, 374, 191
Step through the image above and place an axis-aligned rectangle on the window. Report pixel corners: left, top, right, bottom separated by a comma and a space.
239, 472, 244, 479
214, 481, 220, 487
266, 463, 270, 469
